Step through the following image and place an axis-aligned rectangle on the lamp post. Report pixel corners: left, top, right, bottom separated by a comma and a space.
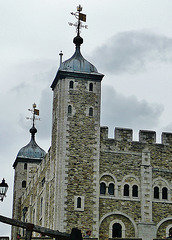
0, 178, 8, 201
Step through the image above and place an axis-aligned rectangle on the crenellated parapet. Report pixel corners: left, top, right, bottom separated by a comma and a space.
100, 127, 172, 145
139, 130, 156, 144
161, 132, 172, 145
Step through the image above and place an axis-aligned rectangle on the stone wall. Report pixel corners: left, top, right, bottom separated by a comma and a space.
99, 127, 172, 240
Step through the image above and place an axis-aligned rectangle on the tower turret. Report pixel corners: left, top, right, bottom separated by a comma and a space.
50, 5, 104, 237
12, 103, 46, 239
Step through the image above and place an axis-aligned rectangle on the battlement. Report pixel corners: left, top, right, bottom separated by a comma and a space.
100, 127, 172, 145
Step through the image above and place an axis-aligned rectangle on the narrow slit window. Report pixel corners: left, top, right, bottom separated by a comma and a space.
69, 81, 74, 89
89, 83, 93, 91
68, 105, 72, 116
89, 107, 93, 116
77, 197, 81, 208
22, 180, 26, 188
24, 163, 27, 170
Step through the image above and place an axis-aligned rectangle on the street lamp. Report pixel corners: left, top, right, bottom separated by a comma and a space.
0, 178, 8, 201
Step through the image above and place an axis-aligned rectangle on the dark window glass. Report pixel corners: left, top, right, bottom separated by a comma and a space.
154, 186, 159, 199
132, 185, 138, 197
22, 181, 26, 188
69, 81, 74, 89
112, 223, 122, 238
89, 107, 93, 116
162, 187, 168, 200
77, 197, 81, 208
124, 184, 129, 196
100, 182, 106, 195
68, 105, 72, 116
108, 183, 114, 195
89, 83, 93, 91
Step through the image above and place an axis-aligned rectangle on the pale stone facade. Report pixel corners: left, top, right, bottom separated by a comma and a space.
12, 33, 172, 240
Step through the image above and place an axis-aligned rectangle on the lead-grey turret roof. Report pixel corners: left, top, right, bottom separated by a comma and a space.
13, 126, 46, 168
59, 35, 98, 73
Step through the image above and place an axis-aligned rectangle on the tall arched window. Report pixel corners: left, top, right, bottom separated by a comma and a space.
89, 107, 93, 116
68, 105, 72, 116
154, 186, 159, 199
69, 81, 74, 89
112, 223, 122, 238
132, 185, 138, 197
100, 182, 106, 195
124, 184, 129, 196
89, 83, 93, 91
22, 180, 26, 188
108, 183, 114, 195
162, 187, 168, 200
77, 197, 81, 208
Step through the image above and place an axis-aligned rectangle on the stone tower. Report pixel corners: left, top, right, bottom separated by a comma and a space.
50, 19, 104, 236
12, 104, 46, 239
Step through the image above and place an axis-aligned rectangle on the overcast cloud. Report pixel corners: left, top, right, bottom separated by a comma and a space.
101, 85, 164, 137
92, 31, 172, 74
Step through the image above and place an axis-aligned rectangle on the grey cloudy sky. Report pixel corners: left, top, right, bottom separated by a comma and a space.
1, 0, 172, 236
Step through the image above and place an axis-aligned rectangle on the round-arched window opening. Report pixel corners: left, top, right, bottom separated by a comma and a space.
108, 183, 114, 195
100, 182, 106, 195
132, 185, 138, 197
112, 223, 122, 238
162, 187, 168, 200
124, 184, 129, 196
154, 186, 159, 199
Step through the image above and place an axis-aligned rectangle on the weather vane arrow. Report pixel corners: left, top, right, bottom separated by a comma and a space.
68, 5, 88, 35
26, 103, 40, 127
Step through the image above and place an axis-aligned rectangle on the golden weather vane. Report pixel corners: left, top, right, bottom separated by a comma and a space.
26, 103, 40, 127
68, 5, 88, 35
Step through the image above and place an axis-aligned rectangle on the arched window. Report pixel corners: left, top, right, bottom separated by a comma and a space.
154, 186, 159, 199
162, 187, 168, 200
100, 182, 106, 195
68, 105, 72, 116
108, 183, 114, 195
77, 197, 81, 208
124, 184, 129, 196
69, 81, 74, 89
24, 163, 27, 170
89, 83, 93, 91
132, 185, 138, 197
89, 107, 93, 116
112, 223, 122, 238
22, 180, 26, 188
